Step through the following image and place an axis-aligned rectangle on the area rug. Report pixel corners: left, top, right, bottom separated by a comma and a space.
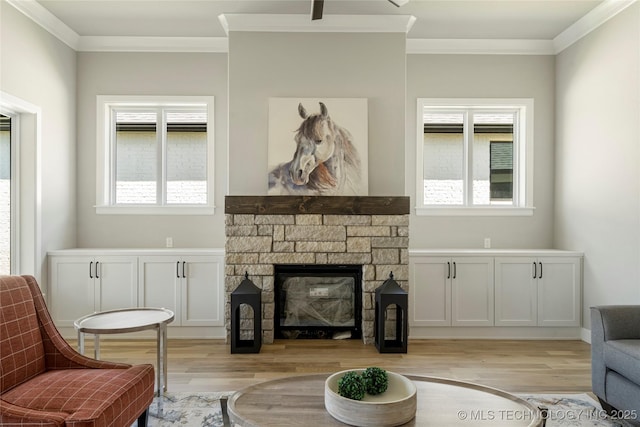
147, 392, 232, 427
141, 392, 637, 426
520, 394, 636, 427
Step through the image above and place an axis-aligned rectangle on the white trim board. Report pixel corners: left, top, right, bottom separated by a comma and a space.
0, 91, 42, 282
6, 0, 80, 50
77, 36, 228, 53
553, 0, 637, 53
6, 1, 638, 54
409, 326, 583, 340
406, 39, 555, 55
218, 13, 416, 35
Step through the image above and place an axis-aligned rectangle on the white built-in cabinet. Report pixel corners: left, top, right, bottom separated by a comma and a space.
48, 249, 224, 332
138, 255, 223, 327
49, 255, 138, 327
410, 257, 494, 327
494, 257, 581, 327
410, 250, 582, 335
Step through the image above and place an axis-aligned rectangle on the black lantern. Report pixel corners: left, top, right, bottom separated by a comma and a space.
375, 272, 408, 353
231, 272, 262, 354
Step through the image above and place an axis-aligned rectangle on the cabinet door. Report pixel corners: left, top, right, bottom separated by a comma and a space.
181, 256, 224, 327
494, 257, 537, 326
138, 256, 180, 324
49, 256, 95, 327
451, 257, 494, 326
409, 257, 451, 326
95, 256, 138, 312
537, 257, 581, 327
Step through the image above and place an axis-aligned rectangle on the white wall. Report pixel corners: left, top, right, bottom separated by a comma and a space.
0, 3, 77, 282
76, 52, 228, 248
407, 54, 556, 249
2, 12, 558, 256
227, 32, 407, 196
555, 3, 640, 327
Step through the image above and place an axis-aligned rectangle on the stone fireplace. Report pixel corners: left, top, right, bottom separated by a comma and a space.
224, 196, 409, 345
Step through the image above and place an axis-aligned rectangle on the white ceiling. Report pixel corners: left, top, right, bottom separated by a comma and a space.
34, 0, 604, 40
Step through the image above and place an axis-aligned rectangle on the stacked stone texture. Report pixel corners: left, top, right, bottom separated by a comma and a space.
225, 213, 409, 345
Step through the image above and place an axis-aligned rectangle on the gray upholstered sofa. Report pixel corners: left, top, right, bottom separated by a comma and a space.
591, 305, 640, 425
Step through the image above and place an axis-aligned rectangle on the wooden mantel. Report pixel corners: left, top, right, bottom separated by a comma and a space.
225, 196, 410, 215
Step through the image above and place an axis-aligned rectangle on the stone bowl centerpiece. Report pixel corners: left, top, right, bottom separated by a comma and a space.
324, 368, 417, 427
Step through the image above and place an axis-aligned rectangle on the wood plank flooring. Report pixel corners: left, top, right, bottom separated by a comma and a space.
70, 338, 592, 395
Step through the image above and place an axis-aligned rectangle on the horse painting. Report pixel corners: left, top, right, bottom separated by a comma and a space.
268, 102, 363, 195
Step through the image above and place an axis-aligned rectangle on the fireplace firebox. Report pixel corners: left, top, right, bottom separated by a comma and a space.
274, 264, 362, 339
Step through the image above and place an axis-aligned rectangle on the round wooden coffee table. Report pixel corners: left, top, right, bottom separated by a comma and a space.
228, 374, 544, 426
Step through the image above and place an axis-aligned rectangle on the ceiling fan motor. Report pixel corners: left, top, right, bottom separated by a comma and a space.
311, 0, 408, 21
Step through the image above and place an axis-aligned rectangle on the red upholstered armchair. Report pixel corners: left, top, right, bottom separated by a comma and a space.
0, 275, 155, 427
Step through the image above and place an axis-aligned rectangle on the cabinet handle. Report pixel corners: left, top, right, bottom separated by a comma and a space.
447, 262, 451, 279
95, 262, 99, 279
453, 262, 457, 279
539, 262, 543, 279
89, 261, 93, 279
182, 262, 186, 278
176, 261, 180, 278
533, 262, 537, 279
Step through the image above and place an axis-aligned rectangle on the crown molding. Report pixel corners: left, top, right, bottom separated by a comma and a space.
553, 0, 637, 53
407, 39, 555, 55
77, 36, 228, 53
6, 0, 80, 50
218, 14, 416, 36
7, 1, 636, 55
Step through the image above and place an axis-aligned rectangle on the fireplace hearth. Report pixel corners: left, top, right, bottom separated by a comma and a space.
225, 196, 410, 345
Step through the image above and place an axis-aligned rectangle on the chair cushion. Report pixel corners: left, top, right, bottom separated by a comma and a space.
604, 339, 640, 386
1, 364, 155, 427
0, 275, 46, 392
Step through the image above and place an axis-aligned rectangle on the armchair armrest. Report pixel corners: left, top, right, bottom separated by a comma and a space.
593, 305, 640, 341
0, 399, 67, 426
591, 305, 640, 399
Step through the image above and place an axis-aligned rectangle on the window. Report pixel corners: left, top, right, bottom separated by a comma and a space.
416, 99, 534, 216
97, 96, 214, 214
490, 141, 513, 201
1, 92, 41, 278
0, 113, 14, 274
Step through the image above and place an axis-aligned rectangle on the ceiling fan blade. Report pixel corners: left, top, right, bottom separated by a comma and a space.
311, 0, 324, 20
388, 0, 409, 6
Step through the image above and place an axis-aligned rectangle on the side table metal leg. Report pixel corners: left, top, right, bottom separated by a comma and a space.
156, 325, 165, 418
94, 334, 100, 360
157, 326, 163, 396
78, 331, 84, 355
162, 323, 168, 392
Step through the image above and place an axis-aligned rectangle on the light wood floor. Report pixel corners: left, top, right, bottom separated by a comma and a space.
69, 338, 592, 395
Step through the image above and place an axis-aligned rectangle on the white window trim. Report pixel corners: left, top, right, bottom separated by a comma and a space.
96, 95, 215, 215
0, 109, 19, 274
0, 91, 42, 280
415, 98, 534, 217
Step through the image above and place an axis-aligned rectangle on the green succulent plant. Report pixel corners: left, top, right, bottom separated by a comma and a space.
362, 367, 388, 395
337, 371, 366, 400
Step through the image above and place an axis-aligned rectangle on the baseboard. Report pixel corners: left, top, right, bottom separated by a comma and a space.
581, 327, 592, 343
59, 326, 227, 341
408, 326, 583, 340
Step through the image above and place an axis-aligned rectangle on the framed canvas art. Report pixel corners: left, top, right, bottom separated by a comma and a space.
268, 98, 368, 196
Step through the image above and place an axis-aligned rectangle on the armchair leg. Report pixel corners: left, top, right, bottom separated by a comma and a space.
137, 408, 149, 427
